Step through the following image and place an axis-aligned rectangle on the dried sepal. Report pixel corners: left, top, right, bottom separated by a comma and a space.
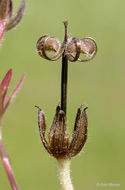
36, 106, 51, 154
69, 105, 88, 157
5, 0, 25, 30
36, 35, 64, 61
36, 105, 88, 159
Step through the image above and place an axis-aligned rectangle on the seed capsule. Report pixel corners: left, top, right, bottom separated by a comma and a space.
36, 35, 63, 61
80, 38, 96, 54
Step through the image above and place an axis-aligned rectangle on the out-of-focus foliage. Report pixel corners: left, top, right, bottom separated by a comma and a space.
0, 0, 124, 189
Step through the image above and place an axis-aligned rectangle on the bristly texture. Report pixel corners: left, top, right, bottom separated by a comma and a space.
0, 0, 25, 45
36, 105, 88, 159
57, 159, 74, 190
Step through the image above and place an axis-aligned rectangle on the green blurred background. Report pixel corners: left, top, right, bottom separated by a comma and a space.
0, 0, 125, 189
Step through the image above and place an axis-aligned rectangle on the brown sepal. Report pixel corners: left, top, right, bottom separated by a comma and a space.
36, 105, 88, 159
69, 106, 88, 157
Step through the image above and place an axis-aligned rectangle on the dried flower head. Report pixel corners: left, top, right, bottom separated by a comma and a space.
36, 105, 88, 159
36, 21, 97, 159
36, 21, 97, 190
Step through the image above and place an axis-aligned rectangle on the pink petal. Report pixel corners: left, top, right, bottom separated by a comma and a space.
0, 69, 12, 116
0, 69, 12, 106
0, 69, 12, 93
4, 74, 25, 111
3, 95, 7, 108
0, 21, 4, 46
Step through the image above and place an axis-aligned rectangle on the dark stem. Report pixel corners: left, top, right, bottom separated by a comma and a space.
61, 21, 68, 114
61, 54, 68, 114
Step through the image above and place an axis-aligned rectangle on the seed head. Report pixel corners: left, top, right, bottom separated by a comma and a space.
36, 22, 97, 62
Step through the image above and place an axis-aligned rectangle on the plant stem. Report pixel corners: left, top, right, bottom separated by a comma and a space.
0, 125, 18, 190
61, 21, 68, 114
57, 159, 74, 190
61, 54, 68, 114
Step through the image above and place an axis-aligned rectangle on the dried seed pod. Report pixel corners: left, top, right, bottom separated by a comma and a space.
36, 105, 88, 159
66, 35, 76, 54
80, 38, 95, 54
36, 35, 98, 62
39, 35, 60, 52
78, 37, 97, 62
36, 22, 97, 62
66, 36, 81, 62
66, 37, 97, 62
45, 37, 60, 52
36, 35, 64, 61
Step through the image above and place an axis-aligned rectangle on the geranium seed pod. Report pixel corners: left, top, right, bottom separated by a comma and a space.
44, 36, 60, 52
80, 37, 97, 55
66, 35, 77, 54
